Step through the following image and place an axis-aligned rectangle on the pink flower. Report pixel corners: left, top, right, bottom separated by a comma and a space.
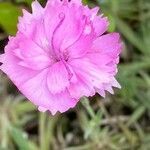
0, 0, 122, 115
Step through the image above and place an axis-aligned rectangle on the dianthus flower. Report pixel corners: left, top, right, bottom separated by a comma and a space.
0, 0, 122, 115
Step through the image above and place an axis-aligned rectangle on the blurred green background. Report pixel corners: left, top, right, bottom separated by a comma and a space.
0, 0, 150, 150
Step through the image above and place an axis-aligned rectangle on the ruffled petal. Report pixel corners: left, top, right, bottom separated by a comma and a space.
18, 55, 51, 70
15, 35, 47, 57
85, 53, 118, 76
12, 34, 53, 70
18, 1, 44, 39
0, 52, 38, 87
67, 23, 95, 59
93, 16, 109, 36
47, 61, 70, 94
69, 58, 110, 90
68, 73, 95, 99
92, 33, 122, 57
19, 68, 78, 115
85, 53, 112, 66
31, 0, 44, 18
83, 6, 108, 36
44, 2, 85, 55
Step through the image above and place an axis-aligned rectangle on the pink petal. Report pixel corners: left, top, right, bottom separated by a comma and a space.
44, 2, 85, 54
0, 53, 38, 87
12, 34, 53, 70
92, 33, 121, 57
68, 57, 111, 96
18, 69, 77, 115
93, 16, 109, 36
17, 35, 46, 58
68, 74, 95, 99
85, 53, 112, 66
17, 9, 32, 33
31, 0, 44, 17
47, 61, 70, 94
83, 6, 108, 36
85, 53, 118, 75
18, 55, 51, 70
89, 7, 99, 20
32, 20, 50, 51
18, 1, 44, 37
67, 23, 95, 59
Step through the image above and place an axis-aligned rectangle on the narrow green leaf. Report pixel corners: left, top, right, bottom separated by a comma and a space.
9, 126, 36, 150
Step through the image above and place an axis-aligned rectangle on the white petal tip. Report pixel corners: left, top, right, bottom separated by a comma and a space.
97, 90, 106, 98
38, 106, 47, 113
112, 78, 121, 89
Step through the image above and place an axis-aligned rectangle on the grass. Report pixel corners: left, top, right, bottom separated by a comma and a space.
0, 0, 150, 149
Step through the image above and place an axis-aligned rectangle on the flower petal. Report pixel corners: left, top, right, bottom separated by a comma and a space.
93, 16, 109, 36
19, 68, 77, 115
68, 73, 95, 99
0, 53, 38, 87
12, 34, 53, 70
31, 0, 44, 17
44, 2, 85, 55
47, 61, 70, 94
92, 33, 122, 57
68, 57, 111, 97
